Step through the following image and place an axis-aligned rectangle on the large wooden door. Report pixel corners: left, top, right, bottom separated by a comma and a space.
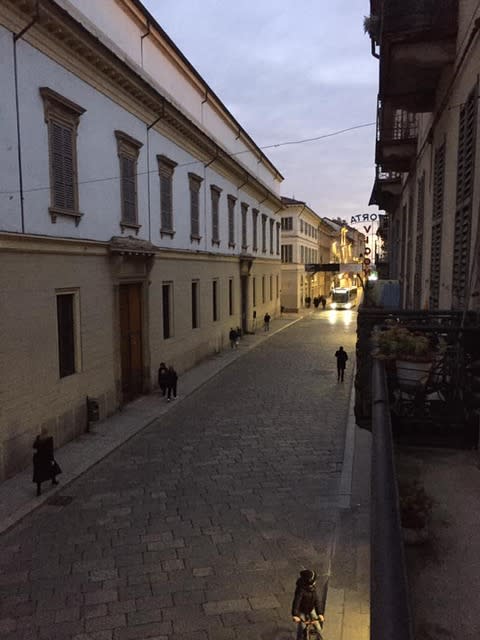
119, 283, 143, 401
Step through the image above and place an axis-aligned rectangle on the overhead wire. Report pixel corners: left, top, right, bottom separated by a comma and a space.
0, 121, 376, 196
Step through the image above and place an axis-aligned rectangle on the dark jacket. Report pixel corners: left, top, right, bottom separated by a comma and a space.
32, 435, 55, 483
291, 578, 326, 617
166, 367, 178, 388
335, 349, 348, 368
158, 365, 168, 389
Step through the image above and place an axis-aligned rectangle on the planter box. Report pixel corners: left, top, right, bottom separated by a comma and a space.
396, 359, 432, 391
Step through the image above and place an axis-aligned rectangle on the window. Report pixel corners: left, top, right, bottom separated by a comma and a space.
282, 217, 293, 231
276, 222, 280, 255
431, 144, 445, 309
192, 281, 199, 328
241, 203, 248, 250
262, 276, 265, 303
228, 195, 236, 247
414, 172, 426, 309
252, 277, 256, 306
162, 283, 173, 339
210, 186, 221, 245
453, 87, 477, 308
40, 87, 86, 225
56, 290, 80, 378
212, 280, 218, 321
282, 244, 293, 263
300, 220, 304, 233
189, 173, 203, 242
276, 275, 279, 299
270, 275, 273, 301
228, 278, 234, 316
158, 155, 177, 236
269, 219, 274, 254
252, 208, 259, 251
261, 214, 267, 253
115, 130, 143, 232
300, 246, 305, 263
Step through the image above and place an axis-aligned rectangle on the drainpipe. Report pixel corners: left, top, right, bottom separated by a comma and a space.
140, 21, 150, 68
13, 0, 40, 234
146, 101, 166, 242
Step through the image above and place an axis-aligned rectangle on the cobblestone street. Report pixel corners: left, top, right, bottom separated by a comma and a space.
0, 312, 357, 640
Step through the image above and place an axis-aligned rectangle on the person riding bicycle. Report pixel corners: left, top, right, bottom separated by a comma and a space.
291, 569, 325, 638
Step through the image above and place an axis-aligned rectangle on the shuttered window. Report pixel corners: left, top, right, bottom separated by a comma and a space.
189, 173, 202, 240
430, 143, 446, 309
158, 155, 177, 235
115, 131, 143, 230
241, 203, 248, 250
269, 218, 275, 254
211, 186, 221, 245
261, 214, 267, 253
252, 208, 259, 251
40, 87, 85, 224
414, 173, 425, 309
228, 195, 236, 247
453, 88, 477, 308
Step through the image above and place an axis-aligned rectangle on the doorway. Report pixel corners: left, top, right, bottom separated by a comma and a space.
119, 283, 143, 401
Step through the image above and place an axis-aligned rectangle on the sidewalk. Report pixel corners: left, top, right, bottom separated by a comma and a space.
0, 315, 301, 535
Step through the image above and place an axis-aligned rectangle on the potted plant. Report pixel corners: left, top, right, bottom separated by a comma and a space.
399, 481, 433, 545
373, 325, 435, 390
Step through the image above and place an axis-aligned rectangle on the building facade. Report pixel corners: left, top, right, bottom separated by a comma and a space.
0, 0, 284, 479
280, 198, 337, 311
367, 0, 480, 311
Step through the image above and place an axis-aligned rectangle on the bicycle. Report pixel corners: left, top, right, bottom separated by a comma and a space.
294, 614, 324, 640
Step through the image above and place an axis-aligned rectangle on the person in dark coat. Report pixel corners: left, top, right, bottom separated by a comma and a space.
158, 362, 168, 396
321, 296, 327, 310
291, 569, 325, 639
229, 328, 238, 349
263, 312, 271, 332
335, 346, 348, 382
32, 428, 60, 496
166, 365, 178, 401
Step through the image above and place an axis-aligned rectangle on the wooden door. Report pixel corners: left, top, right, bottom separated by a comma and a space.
119, 283, 143, 401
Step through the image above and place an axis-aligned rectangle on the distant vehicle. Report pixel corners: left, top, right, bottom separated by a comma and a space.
330, 286, 358, 309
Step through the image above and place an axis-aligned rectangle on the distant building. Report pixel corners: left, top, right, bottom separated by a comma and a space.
0, 0, 283, 479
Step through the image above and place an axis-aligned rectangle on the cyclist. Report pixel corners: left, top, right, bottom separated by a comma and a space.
291, 569, 325, 639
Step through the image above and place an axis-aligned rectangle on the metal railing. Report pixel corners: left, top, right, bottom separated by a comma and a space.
371, 359, 414, 640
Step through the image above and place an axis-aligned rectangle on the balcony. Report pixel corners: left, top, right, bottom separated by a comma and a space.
369, 164, 402, 210
374, 0, 458, 111
376, 99, 418, 172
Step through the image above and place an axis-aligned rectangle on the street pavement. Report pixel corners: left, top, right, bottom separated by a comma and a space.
0, 311, 369, 640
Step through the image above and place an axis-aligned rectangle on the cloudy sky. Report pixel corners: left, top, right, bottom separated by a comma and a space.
142, 0, 379, 222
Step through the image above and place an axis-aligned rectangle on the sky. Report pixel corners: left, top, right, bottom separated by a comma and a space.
142, 0, 380, 223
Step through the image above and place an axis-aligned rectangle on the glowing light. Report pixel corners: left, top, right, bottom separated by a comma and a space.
331, 303, 337, 309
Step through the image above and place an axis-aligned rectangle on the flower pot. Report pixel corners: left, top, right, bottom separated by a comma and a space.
396, 359, 432, 391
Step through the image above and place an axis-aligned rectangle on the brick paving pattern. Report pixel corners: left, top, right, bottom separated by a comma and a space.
0, 313, 356, 639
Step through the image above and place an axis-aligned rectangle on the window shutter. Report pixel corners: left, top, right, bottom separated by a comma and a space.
160, 172, 172, 230
190, 188, 199, 236
121, 156, 137, 224
51, 121, 75, 211
453, 88, 477, 307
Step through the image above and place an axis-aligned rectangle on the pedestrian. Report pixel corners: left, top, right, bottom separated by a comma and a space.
166, 365, 178, 401
32, 427, 61, 496
335, 345, 348, 382
158, 362, 168, 396
263, 312, 271, 332
291, 569, 326, 639
321, 296, 326, 310
229, 327, 238, 349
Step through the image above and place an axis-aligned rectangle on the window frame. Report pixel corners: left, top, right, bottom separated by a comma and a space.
40, 87, 86, 225
56, 288, 81, 379
210, 185, 222, 246
261, 214, 267, 253
252, 208, 259, 251
191, 280, 200, 329
189, 172, 203, 243
162, 282, 174, 339
115, 130, 143, 233
227, 195, 237, 248
158, 155, 177, 237
241, 202, 249, 251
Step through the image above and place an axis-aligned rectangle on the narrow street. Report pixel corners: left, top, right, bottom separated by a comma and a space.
0, 311, 357, 640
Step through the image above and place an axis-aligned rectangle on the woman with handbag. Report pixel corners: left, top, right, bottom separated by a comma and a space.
32, 427, 61, 496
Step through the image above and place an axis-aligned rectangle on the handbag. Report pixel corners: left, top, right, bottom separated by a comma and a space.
51, 459, 62, 476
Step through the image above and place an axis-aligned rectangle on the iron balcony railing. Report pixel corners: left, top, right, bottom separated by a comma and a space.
376, 98, 418, 143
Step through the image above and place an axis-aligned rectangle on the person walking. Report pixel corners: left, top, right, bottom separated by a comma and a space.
229, 327, 238, 349
166, 365, 178, 401
32, 427, 61, 496
158, 362, 168, 396
335, 346, 348, 382
321, 296, 327, 310
263, 312, 271, 332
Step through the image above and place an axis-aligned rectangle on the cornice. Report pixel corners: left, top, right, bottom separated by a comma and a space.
0, 232, 108, 256
1, 0, 282, 209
